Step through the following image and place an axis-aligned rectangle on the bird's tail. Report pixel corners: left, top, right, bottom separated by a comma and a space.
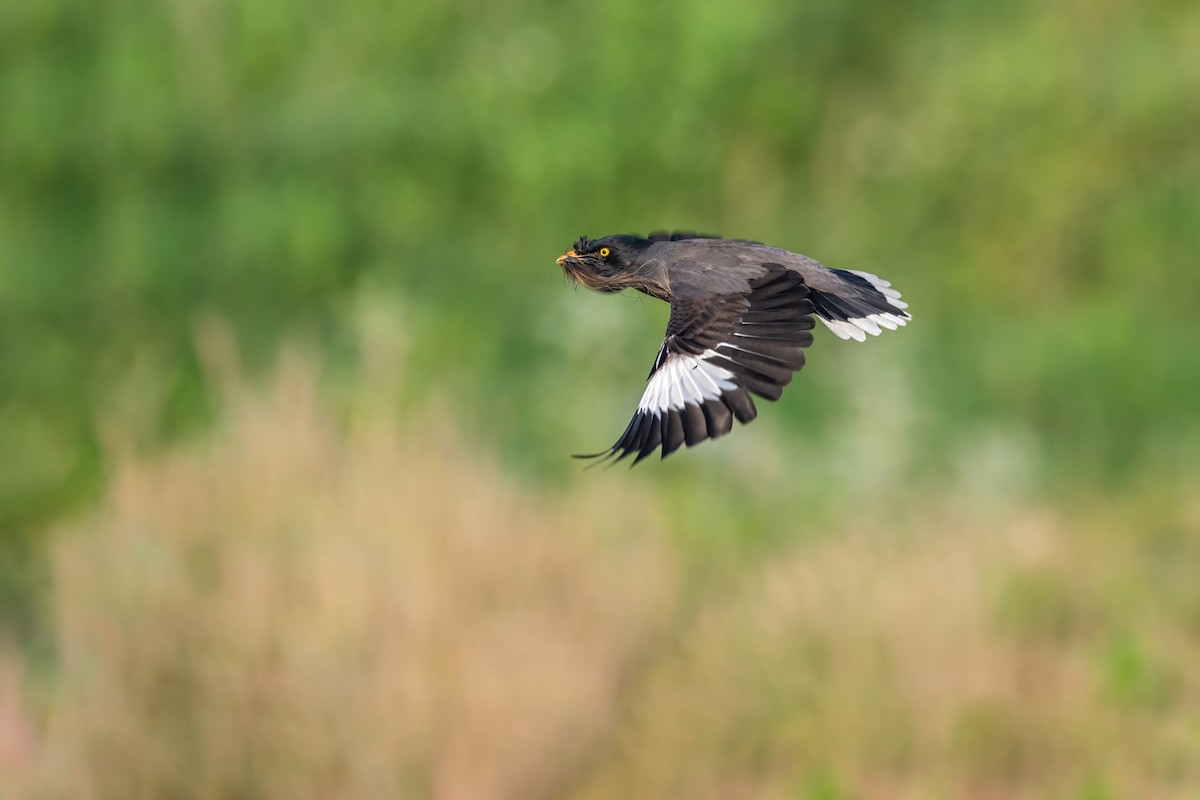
811, 268, 911, 342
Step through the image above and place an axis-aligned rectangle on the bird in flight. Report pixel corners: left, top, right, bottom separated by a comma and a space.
557, 231, 911, 465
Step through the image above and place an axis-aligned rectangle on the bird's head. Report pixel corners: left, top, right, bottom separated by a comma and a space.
556, 235, 650, 293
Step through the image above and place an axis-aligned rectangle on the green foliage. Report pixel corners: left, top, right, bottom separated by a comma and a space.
1, 0, 1199, 615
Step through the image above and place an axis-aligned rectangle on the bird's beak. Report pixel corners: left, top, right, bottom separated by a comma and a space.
556, 250, 577, 266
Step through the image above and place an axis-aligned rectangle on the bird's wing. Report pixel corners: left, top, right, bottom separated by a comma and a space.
578, 263, 815, 465
774, 254, 912, 342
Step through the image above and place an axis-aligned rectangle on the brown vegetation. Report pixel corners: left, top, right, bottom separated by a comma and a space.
7, 356, 675, 800
3, 356, 1198, 799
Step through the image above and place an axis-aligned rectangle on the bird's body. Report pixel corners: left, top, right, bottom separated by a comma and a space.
558, 232, 910, 464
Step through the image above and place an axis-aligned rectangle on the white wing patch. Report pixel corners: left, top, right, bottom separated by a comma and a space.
637, 350, 737, 415
820, 312, 910, 342
848, 269, 910, 310
816, 268, 911, 342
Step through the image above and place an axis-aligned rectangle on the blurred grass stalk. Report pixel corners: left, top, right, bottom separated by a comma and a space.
3, 338, 677, 799
0, 333, 1197, 798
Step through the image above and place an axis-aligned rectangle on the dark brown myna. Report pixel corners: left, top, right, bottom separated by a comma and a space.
557, 232, 911, 464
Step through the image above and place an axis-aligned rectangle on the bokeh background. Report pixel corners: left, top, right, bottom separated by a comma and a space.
3, 0, 1200, 796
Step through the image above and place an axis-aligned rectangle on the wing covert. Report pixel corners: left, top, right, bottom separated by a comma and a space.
578, 263, 815, 465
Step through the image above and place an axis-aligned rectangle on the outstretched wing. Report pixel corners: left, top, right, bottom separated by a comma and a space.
579, 263, 815, 466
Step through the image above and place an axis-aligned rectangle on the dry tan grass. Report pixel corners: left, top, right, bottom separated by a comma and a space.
572, 502, 1200, 800
13, 354, 676, 800
0, 650, 39, 798
3, 348, 1199, 799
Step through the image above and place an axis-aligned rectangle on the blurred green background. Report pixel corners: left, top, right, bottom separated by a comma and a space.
2, 0, 1200, 796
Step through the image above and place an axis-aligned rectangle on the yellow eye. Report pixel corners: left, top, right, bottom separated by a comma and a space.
599, 247, 611, 258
